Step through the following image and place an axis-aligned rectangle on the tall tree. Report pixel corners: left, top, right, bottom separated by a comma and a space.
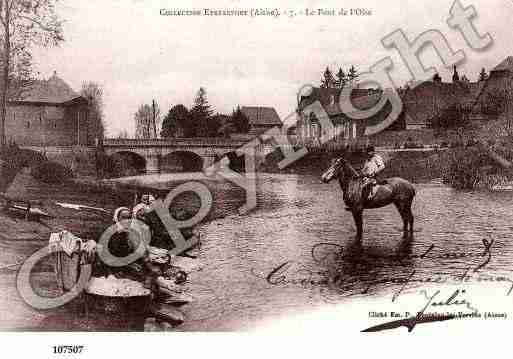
0, 0, 64, 148
479, 67, 488, 82
151, 99, 161, 138
134, 101, 160, 139
231, 105, 250, 133
161, 104, 190, 138
214, 113, 234, 137
320, 67, 335, 88
190, 87, 214, 137
335, 67, 347, 89
347, 65, 359, 85
80, 82, 105, 143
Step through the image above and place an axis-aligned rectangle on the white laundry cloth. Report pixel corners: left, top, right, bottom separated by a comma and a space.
48, 230, 82, 256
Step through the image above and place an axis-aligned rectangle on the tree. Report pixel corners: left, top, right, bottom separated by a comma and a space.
320, 66, 335, 88
484, 90, 507, 117
231, 105, 250, 133
134, 104, 153, 139
431, 103, 467, 128
347, 65, 359, 85
0, 1, 64, 148
80, 82, 105, 143
206, 113, 222, 137
161, 104, 190, 138
479, 68, 488, 82
151, 100, 161, 138
134, 101, 160, 139
335, 67, 347, 88
190, 87, 214, 137
215, 113, 235, 137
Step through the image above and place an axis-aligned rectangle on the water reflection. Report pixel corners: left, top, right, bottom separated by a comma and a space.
171, 174, 513, 330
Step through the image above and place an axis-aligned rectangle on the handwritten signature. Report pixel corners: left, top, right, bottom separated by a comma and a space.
250, 238, 513, 300
362, 288, 478, 332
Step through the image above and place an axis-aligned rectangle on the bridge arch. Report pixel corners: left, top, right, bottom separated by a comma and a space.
160, 151, 204, 173
108, 151, 147, 177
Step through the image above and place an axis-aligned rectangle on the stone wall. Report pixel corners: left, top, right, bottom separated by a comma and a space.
21, 145, 97, 177
5, 103, 91, 147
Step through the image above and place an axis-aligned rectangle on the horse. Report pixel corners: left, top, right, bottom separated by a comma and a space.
321, 156, 416, 241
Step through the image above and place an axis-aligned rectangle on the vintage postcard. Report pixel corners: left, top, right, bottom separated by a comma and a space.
0, 0, 512, 356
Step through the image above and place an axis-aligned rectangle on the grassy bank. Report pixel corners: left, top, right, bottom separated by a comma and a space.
259, 147, 446, 183
258, 144, 513, 188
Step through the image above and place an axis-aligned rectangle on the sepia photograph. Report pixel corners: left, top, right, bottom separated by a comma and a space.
0, 0, 512, 356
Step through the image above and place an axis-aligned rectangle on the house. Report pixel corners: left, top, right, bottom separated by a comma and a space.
399, 66, 485, 129
240, 106, 282, 135
5, 71, 94, 147
474, 56, 513, 117
294, 86, 397, 145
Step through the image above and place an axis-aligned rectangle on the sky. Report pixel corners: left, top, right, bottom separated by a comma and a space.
31, 0, 513, 137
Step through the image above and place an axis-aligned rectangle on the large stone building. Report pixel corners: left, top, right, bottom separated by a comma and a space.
6, 71, 94, 147
399, 67, 485, 129
5, 72, 96, 174
294, 86, 396, 146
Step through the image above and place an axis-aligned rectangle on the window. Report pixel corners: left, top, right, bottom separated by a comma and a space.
26, 121, 30, 129
312, 123, 319, 138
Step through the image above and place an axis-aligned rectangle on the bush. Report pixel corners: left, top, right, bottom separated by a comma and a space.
31, 161, 73, 184
442, 147, 512, 189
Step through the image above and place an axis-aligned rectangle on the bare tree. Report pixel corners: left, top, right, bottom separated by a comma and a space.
134, 101, 161, 139
0, 0, 64, 148
116, 129, 130, 139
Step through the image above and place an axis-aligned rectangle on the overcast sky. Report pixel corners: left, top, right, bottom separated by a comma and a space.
32, 0, 513, 137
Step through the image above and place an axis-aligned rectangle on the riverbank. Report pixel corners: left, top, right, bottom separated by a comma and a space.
258, 147, 446, 182
258, 142, 513, 188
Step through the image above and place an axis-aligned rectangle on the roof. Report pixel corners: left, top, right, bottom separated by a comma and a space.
400, 80, 481, 125
10, 71, 82, 104
240, 106, 282, 126
297, 87, 376, 116
492, 56, 513, 72
297, 86, 394, 129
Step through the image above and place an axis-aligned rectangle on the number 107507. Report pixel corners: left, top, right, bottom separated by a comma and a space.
53, 346, 84, 354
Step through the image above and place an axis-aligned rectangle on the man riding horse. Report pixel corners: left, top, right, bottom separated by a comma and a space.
321, 151, 415, 241
361, 145, 386, 202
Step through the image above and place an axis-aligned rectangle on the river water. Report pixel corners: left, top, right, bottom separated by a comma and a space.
167, 173, 513, 331
4, 172, 513, 331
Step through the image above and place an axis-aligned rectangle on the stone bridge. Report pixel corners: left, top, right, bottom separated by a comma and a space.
102, 138, 249, 174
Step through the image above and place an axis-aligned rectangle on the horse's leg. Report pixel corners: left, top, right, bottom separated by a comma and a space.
394, 202, 409, 239
407, 200, 414, 237
352, 210, 363, 241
